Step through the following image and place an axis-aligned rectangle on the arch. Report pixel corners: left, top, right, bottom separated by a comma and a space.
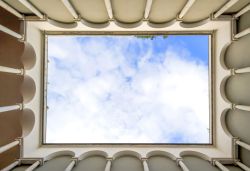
146, 151, 181, 171
44, 150, 75, 161
179, 18, 210, 28
224, 108, 250, 144
180, 151, 220, 171
225, 73, 250, 106
73, 151, 108, 171
219, 42, 232, 70
21, 108, 35, 137
220, 75, 232, 104
21, 42, 36, 70
180, 151, 211, 161
147, 19, 176, 28
220, 108, 234, 138
114, 20, 143, 28
113, 150, 142, 160
111, 151, 143, 171
80, 19, 110, 29
35, 150, 75, 171
78, 150, 108, 161
224, 34, 250, 69
21, 75, 36, 103
47, 19, 78, 29
146, 150, 177, 160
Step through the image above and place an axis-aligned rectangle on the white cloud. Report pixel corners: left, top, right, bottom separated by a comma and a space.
46, 36, 209, 143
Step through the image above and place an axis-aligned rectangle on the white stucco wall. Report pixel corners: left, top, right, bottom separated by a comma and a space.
23, 20, 233, 158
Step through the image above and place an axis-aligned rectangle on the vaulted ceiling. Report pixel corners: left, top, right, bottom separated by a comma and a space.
2, 0, 250, 27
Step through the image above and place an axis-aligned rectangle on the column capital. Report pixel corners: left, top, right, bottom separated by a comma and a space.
71, 157, 78, 165
234, 159, 240, 163
17, 103, 24, 110
18, 69, 25, 76
176, 158, 183, 164
230, 69, 236, 75
231, 103, 236, 110
211, 159, 217, 166
233, 137, 240, 143
107, 157, 113, 161
15, 137, 23, 146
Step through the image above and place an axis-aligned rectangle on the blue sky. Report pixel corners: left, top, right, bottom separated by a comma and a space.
46, 35, 209, 143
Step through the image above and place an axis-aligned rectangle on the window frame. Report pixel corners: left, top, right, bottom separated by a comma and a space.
41, 31, 215, 146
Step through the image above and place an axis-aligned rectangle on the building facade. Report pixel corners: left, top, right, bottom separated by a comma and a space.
0, 0, 250, 170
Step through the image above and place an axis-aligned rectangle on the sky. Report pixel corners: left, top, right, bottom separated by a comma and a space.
46, 35, 210, 144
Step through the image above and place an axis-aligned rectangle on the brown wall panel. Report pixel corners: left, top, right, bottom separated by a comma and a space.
0, 32, 24, 68
0, 6, 23, 34
0, 72, 23, 106
0, 110, 22, 146
0, 73, 23, 106
0, 146, 20, 170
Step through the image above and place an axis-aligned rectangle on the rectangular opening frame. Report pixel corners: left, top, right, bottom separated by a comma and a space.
41, 31, 215, 146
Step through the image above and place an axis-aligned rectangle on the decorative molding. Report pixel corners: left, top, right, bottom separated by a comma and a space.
210, 158, 234, 164
104, 159, 112, 171
179, 18, 210, 28
235, 140, 250, 151
0, 140, 20, 154
44, 150, 75, 161
104, 0, 113, 19
213, 0, 239, 19
147, 19, 176, 28
178, 0, 196, 19
235, 105, 250, 112
25, 160, 41, 171
177, 159, 190, 171
142, 158, 150, 171
234, 4, 250, 18
231, 17, 238, 41
65, 160, 76, 171
19, 158, 43, 165
0, 24, 23, 39
235, 161, 250, 171
144, 0, 153, 19
0, 104, 23, 113
77, 150, 108, 161
1, 160, 20, 171
61, 0, 79, 20
212, 160, 230, 171
0, 66, 24, 75
146, 151, 177, 161
235, 67, 250, 74
47, 19, 77, 29
180, 151, 211, 161
234, 28, 250, 39
113, 150, 142, 160
80, 19, 110, 28
18, 0, 44, 19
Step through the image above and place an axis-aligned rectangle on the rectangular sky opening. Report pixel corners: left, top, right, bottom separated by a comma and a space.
45, 34, 211, 144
